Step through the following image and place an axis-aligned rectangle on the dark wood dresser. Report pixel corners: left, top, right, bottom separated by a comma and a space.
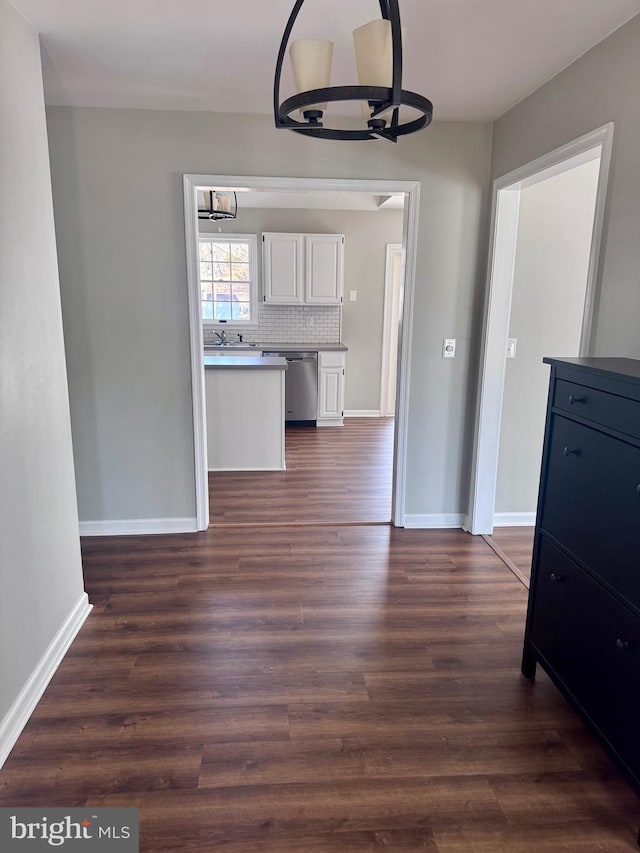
522, 357, 640, 827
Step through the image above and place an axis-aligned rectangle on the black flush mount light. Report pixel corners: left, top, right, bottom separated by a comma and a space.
274, 0, 433, 142
197, 190, 238, 220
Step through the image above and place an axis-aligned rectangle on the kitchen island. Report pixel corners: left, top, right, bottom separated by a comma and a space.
204, 355, 287, 471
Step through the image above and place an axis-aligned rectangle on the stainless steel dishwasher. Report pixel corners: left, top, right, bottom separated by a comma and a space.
263, 351, 318, 422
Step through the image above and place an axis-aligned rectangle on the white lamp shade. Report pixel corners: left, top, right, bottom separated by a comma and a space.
353, 18, 393, 120
289, 39, 333, 113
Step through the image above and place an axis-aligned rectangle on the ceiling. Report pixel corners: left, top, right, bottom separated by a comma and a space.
11, 0, 640, 121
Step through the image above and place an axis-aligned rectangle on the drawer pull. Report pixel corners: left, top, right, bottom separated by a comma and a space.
616, 638, 630, 652
549, 573, 564, 583
568, 394, 586, 405
563, 446, 580, 456
636, 484, 640, 498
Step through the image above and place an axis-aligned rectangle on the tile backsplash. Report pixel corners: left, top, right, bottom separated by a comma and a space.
203, 304, 341, 345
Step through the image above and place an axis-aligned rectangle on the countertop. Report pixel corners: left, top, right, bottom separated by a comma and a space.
204, 342, 348, 354
203, 355, 287, 370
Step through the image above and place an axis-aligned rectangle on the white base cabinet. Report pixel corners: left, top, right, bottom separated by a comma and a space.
317, 351, 345, 427
263, 232, 344, 305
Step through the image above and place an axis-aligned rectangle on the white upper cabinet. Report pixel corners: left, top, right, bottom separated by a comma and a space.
262, 232, 344, 305
305, 234, 344, 305
262, 233, 303, 303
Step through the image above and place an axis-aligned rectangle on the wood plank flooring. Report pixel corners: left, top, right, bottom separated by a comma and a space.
1, 525, 638, 850
487, 527, 536, 586
209, 417, 394, 525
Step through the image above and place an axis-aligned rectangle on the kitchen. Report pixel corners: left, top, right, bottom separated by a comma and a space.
194, 184, 405, 521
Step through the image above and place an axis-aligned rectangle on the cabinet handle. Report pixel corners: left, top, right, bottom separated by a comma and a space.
549, 573, 564, 583
569, 394, 586, 405
563, 446, 580, 456
636, 484, 640, 498
616, 638, 630, 652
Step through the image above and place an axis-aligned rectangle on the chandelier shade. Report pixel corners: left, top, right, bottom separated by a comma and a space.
274, 0, 433, 142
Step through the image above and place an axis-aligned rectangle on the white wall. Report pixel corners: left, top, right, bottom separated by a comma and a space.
491, 14, 640, 359
495, 159, 601, 515
203, 206, 403, 412
0, 0, 88, 762
47, 107, 492, 524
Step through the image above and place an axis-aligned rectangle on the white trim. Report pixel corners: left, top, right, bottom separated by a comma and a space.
467, 122, 614, 536
344, 409, 381, 418
380, 243, 404, 417
184, 175, 421, 530
393, 187, 419, 527
0, 594, 92, 769
403, 513, 465, 529
493, 512, 536, 527
208, 467, 285, 472
316, 418, 344, 428
183, 178, 210, 531
79, 517, 198, 536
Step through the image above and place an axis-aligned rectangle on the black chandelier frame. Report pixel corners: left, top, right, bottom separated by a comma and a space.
197, 190, 238, 221
273, 0, 433, 142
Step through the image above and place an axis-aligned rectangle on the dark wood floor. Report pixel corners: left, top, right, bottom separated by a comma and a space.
486, 527, 536, 586
1, 525, 638, 850
210, 417, 394, 525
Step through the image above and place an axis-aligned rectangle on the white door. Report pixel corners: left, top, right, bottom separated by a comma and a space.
263, 233, 303, 303
305, 234, 344, 304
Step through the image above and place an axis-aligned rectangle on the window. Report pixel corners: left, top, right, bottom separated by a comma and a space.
198, 234, 258, 325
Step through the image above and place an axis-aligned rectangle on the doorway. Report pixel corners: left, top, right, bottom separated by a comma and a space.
467, 123, 614, 541
183, 175, 421, 530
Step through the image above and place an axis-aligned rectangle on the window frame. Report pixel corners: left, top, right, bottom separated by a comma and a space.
198, 233, 259, 328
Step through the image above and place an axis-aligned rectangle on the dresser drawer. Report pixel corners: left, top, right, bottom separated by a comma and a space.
530, 537, 640, 779
540, 415, 640, 610
553, 378, 640, 437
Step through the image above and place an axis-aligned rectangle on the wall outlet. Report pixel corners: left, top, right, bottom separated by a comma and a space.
349, 290, 358, 302
305, 316, 314, 327
506, 338, 517, 359
443, 338, 456, 359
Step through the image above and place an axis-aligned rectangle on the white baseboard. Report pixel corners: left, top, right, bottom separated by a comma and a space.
0, 593, 92, 769
208, 467, 285, 472
403, 513, 465, 529
493, 512, 536, 527
316, 418, 344, 427
343, 410, 381, 418
79, 517, 198, 536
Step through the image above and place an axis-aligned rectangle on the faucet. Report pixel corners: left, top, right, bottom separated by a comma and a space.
214, 330, 227, 344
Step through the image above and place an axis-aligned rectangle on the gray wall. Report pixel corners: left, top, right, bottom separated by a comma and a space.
495, 159, 600, 514
492, 14, 640, 359
0, 2, 85, 731
203, 207, 403, 412
47, 107, 492, 523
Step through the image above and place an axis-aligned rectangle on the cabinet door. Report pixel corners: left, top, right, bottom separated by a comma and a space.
262, 233, 303, 304
540, 415, 640, 610
530, 536, 640, 783
305, 234, 344, 304
318, 353, 345, 421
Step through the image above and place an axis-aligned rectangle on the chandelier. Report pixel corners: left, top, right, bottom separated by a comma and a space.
273, 0, 433, 141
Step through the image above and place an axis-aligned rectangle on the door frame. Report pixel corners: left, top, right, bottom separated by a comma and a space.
380, 243, 404, 417
183, 174, 421, 530
465, 122, 614, 535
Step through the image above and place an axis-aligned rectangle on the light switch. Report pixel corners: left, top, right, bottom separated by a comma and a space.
506, 338, 517, 359
443, 338, 456, 359
349, 290, 358, 302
